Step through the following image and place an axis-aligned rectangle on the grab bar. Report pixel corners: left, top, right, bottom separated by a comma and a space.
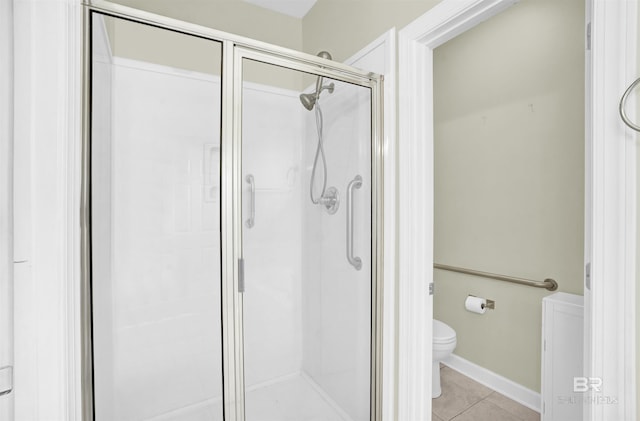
619, 77, 640, 132
347, 175, 362, 270
245, 174, 255, 228
434, 263, 558, 291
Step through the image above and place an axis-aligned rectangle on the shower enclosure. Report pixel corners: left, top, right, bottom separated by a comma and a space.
82, 2, 383, 420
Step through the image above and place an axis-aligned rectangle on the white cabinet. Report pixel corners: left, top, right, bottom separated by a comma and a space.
541, 292, 584, 421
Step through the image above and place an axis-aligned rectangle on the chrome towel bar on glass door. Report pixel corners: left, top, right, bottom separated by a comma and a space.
245, 174, 255, 228
346, 175, 362, 270
434, 263, 558, 291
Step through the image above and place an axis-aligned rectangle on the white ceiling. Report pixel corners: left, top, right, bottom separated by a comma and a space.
241, 0, 317, 18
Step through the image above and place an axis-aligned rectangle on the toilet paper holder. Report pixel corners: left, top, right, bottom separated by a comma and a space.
469, 294, 495, 310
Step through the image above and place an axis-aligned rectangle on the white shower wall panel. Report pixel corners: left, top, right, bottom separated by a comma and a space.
109, 60, 223, 420
302, 82, 372, 421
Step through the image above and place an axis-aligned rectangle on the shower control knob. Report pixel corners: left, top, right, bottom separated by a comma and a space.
320, 187, 340, 215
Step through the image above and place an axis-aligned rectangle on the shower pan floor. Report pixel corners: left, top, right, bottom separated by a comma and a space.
244, 373, 351, 421
148, 373, 351, 421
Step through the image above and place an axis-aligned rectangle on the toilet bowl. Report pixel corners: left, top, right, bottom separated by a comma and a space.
432, 319, 457, 398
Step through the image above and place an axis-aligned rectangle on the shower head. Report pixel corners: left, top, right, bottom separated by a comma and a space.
299, 83, 335, 111
299, 51, 334, 111
300, 92, 316, 111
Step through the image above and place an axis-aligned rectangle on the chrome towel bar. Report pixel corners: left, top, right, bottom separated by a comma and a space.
434, 263, 558, 291
245, 174, 255, 228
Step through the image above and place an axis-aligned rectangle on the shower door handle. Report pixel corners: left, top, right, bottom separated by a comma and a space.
245, 174, 255, 228
347, 175, 362, 270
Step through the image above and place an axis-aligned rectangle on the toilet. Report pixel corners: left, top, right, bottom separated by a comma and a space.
432, 319, 457, 398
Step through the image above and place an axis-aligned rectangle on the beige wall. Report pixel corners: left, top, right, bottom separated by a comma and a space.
107, 0, 304, 89
110, 0, 303, 51
106, 0, 444, 88
433, 0, 584, 392
104, 15, 221, 74
302, 0, 440, 62
103, 0, 445, 91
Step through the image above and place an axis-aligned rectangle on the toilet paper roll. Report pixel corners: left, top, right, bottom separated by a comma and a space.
465, 296, 487, 314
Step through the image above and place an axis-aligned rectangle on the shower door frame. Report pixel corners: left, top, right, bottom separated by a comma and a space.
230, 46, 385, 420
80, 1, 385, 420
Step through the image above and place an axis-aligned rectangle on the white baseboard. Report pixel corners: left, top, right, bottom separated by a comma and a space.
442, 353, 541, 413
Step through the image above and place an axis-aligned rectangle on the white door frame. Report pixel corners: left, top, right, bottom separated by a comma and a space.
397, 1, 519, 417
12, 0, 83, 419
584, 1, 637, 420
397, 0, 638, 420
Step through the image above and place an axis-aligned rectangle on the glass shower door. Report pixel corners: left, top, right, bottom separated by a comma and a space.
90, 14, 225, 421
239, 56, 375, 421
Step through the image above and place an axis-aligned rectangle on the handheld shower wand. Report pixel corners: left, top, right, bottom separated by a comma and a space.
300, 51, 339, 213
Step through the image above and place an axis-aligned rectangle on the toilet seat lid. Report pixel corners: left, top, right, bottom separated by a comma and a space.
433, 319, 456, 343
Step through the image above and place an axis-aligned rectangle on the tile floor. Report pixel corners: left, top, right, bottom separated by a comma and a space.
433, 365, 540, 421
